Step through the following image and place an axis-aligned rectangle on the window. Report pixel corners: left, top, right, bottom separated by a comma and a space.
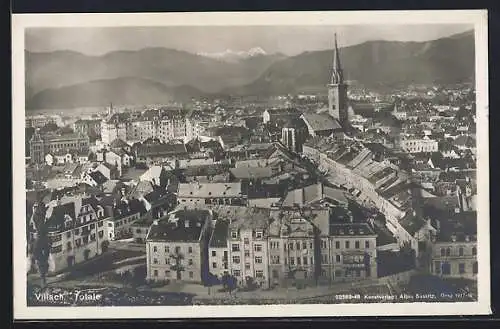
90, 223, 95, 229
335, 241, 340, 249
153, 246, 158, 252
211, 251, 216, 257
365, 241, 370, 249
289, 243, 294, 250
244, 250, 250, 257
245, 263, 251, 270
232, 256, 241, 264
303, 257, 308, 265
188, 246, 193, 254
303, 241, 307, 249
459, 263, 465, 274
108, 223, 113, 227
272, 256, 280, 264
175, 246, 181, 253
440, 248, 445, 256
473, 262, 478, 274
212, 262, 217, 268
322, 254, 328, 264
188, 259, 193, 266
153, 270, 158, 277
255, 270, 264, 278
296, 242, 301, 250
232, 244, 240, 252
165, 270, 171, 277
290, 257, 295, 265
66, 231, 71, 238
254, 244, 263, 252
472, 247, 477, 255
165, 246, 170, 253
231, 231, 238, 239
446, 248, 451, 256
336, 255, 341, 263
255, 256, 263, 264
459, 247, 464, 256
74, 228, 80, 235
244, 238, 249, 244
442, 262, 451, 275
153, 258, 158, 264
321, 240, 327, 249
297, 257, 301, 265
98, 230, 104, 238
255, 231, 263, 239
165, 258, 170, 265
233, 270, 241, 277
345, 241, 350, 249
189, 272, 194, 279
355, 241, 360, 249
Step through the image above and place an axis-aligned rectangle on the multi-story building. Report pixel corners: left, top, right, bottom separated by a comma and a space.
105, 198, 146, 241
208, 219, 230, 278
430, 211, 477, 279
101, 109, 204, 145
73, 119, 102, 139
400, 137, 439, 153
27, 196, 109, 274
328, 222, 378, 282
145, 209, 212, 283
25, 114, 63, 128
29, 131, 90, 165
226, 207, 271, 288
267, 207, 329, 286
177, 182, 247, 208
302, 138, 429, 256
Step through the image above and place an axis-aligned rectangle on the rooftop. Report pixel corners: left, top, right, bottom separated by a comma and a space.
146, 209, 211, 242
301, 113, 342, 132
178, 182, 243, 198
209, 220, 229, 248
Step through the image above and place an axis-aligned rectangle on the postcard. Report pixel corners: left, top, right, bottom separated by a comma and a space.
12, 10, 490, 319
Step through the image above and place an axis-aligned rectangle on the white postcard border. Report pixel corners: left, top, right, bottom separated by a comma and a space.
12, 10, 490, 319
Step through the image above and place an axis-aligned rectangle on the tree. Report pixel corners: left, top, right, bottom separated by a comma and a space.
101, 240, 110, 253
203, 272, 220, 295
221, 273, 237, 296
31, 203, 51, 289
170, 249, 185, 280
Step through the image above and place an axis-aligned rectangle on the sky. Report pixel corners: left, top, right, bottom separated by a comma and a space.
25, 24, 473, 56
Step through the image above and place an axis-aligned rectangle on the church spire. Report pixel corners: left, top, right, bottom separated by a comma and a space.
330, 33, 344, 84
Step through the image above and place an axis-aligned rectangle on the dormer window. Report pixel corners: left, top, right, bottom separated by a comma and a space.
255, 231, 263, 239
231, 231, 238, 239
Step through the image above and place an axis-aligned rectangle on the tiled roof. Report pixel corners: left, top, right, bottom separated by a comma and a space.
87, 171, 108, 185
209, 220, 229, 248
301, 113, 342, 132
146, 209, 210, 242
329, 222, 375, 236
178, 182, 243, 199
229, 167, 274, 180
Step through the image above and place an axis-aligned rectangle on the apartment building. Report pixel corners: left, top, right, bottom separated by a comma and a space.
225, 207, 271, 288
145, 209, 212, 283
27, 196, 108, 274
430, 211, 477, 279
177, 182, 247, 208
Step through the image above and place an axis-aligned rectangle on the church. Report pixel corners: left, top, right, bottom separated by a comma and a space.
301, 33, 351, 138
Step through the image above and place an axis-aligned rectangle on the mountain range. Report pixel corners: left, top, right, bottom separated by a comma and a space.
196, 47, 270, 62
25, 30, 474, 110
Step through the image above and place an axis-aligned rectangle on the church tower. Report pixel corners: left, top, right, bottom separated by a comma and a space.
29, 129, 45, 165
327, 33, 349, 128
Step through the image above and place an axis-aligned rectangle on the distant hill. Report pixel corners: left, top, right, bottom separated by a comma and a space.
25, 30, 474, 109
27, 77, 205, 109
225, 30, 475, 96
25, 47, 285, 108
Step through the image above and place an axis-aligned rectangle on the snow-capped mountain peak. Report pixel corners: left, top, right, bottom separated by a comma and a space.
197, 47, 268, 62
